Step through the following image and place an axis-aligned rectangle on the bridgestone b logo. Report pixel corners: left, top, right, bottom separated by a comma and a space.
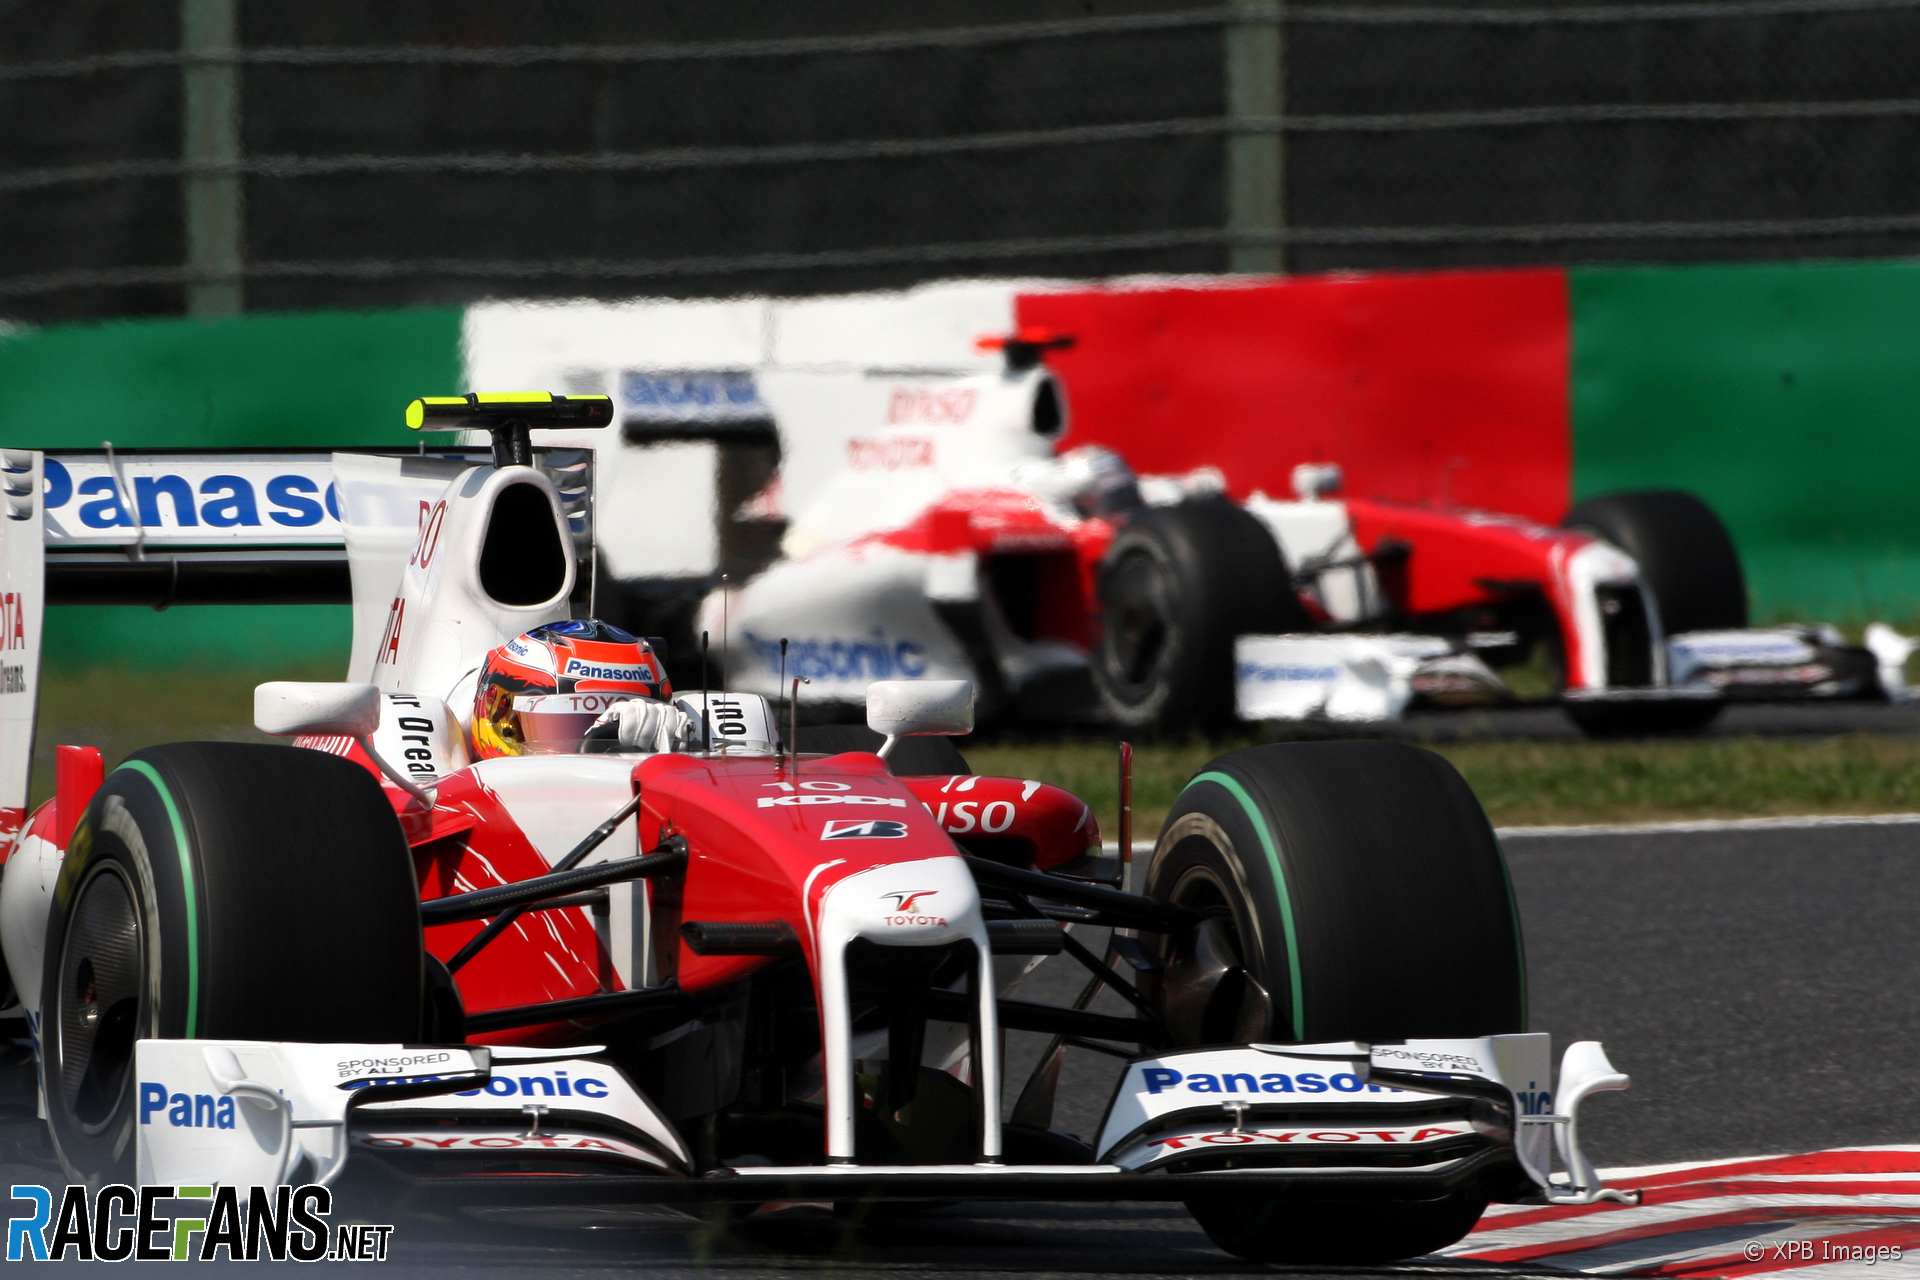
4, 1184, 392, 1263
821, 819, 909, 840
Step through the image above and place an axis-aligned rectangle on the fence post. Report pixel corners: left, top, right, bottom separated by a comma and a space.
1223, 0, 1285, 275
182, 0, 244, 315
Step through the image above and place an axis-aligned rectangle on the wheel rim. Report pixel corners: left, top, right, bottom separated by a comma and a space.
1160, 865, 1273, 1044
1099, 549, 1175, 703
56, 863, 146, 1136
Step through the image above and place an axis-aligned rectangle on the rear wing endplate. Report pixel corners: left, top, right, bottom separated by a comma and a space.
2, 451, 45, 829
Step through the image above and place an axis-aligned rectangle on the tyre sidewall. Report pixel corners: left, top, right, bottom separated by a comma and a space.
1146, 799, 1293, 1041
1564, 489, 1748, 635
1094, 498, 1301, 734
40, 767, 199, 1185
1093, 525, 1192, 732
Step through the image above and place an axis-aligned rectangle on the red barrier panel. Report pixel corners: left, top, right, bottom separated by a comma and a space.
1014, 270, 1572, 523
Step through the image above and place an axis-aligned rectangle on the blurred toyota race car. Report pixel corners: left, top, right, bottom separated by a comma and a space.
0, 394, 1636, 1263
666, 334, 1909, 736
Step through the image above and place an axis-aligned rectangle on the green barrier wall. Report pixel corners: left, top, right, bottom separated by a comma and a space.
1570, 262, 1920, 622
0, 306, 464, 448
0, 307, 462, 666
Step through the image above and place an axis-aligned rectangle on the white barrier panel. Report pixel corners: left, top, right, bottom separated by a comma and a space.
462, 283, 1035, 580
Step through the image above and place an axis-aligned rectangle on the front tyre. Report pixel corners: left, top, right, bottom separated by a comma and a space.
1563, 697, 1724, 738
1188, 1190, 1491, 1266
1092, 497, 1309, 736
1562, 489, 1747, 637
40, 743, 423, 1185
1558, 490, 1743, 737
1144, 741, 1525, 1262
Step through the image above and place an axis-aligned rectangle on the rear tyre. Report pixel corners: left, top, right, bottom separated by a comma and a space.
1144, 741, 1524, 1262
39, 743, 423, 1185
1092, 497, 1309, 736
795, 723, 970, 777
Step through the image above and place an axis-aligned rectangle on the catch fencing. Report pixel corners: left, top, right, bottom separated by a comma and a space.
7, 0, 1920, 323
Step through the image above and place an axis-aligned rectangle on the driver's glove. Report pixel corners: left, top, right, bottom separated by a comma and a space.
591, 700, 695, 753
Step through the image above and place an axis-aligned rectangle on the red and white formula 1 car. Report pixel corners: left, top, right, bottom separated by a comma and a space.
0, 395, 1635, 1263
654, 335, 1908, 736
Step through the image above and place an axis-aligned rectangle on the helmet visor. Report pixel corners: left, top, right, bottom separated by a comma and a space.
512, 692, 643, 754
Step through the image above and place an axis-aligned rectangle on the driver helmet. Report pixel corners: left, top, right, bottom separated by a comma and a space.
471, 620, 670, 760
1049, 445, 1143, 518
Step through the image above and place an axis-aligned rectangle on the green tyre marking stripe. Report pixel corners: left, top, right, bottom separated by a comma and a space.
1184, 770, 1305, 1042
120, 760, 199, 1037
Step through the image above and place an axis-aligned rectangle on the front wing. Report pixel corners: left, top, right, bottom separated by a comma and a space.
1235, 625, 1915, 723
134, 1033, 1636, 1208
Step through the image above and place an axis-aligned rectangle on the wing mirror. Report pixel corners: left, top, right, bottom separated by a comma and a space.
866, 680, 973, 758
255, 681, 381, 736
254, 682, 431, 803
1291, 462, 1344, 500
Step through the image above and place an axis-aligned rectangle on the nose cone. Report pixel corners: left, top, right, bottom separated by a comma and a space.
816, 856, 986, 950
811, 854, 1003, 1164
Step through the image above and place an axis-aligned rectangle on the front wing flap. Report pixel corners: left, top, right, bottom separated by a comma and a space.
1234, 634, 1508, 723
133, 1039, 690, 1188
135, 1032, 1633, 1207
1667, 625, 1912, 701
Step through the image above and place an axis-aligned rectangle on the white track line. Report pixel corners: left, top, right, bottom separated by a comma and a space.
1496, 812, 1920, 840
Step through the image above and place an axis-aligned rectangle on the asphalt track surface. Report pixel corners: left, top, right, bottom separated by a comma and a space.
5, 817, 1917, 1276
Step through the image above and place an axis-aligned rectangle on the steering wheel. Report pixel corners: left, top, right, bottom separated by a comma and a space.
581, 720, 623, 754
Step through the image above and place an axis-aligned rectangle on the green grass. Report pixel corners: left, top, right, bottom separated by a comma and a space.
26, 666, 1920, 831
968, 732, 1920, 832
28, 662, 331, 802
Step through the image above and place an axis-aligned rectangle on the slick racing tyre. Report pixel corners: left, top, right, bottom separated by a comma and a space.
1563, 489, 1748, 637
1561, 696, 1725, 738
1144, 740, 1524, 1263
1561, 490, 1744, 736
797, 723, 969, 777
1092, 497, 1310, 737
39, 743, 423, 1185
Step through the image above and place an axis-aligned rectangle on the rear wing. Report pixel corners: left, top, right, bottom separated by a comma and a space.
0, 436, 596, 828
30, 447, 592, 606
42, 449, 353, 605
